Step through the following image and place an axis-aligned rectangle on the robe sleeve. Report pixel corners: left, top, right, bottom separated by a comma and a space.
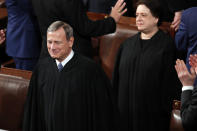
59, 0, 116, 37
90, 65, 119, 131
22, 68, 45, 131
112, 44, 124, 103
160, 38, 181, 130
181, 87, 197, 130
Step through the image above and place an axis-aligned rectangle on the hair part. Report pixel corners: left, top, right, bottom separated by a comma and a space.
136, 0, 162, 26
47, 21, 73, 41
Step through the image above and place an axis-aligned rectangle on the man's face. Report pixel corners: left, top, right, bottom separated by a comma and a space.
47, 27, 74, 62
136, 4, 158, 33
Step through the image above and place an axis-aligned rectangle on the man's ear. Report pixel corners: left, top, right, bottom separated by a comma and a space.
155, 18, 159, 25
69, 37, 74, 48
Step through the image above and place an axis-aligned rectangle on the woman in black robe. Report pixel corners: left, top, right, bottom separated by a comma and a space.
112, 0, 180, 131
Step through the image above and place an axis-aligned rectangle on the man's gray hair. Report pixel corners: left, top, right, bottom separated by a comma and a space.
47, 21, 73, 41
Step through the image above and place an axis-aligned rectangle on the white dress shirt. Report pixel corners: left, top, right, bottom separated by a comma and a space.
182, 86, 194, 92
56, 50, 74, 67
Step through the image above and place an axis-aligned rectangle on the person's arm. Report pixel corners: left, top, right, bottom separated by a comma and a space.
59, 0, 127, 37
160, 39, 181, 130
175, 11, 188, 51
22, 65, 46, 131
175, 59, 197, 130
181, 87, 197, 130
0, 29, 5, 44
112, 43, 124, 103
17, 0, 33, 12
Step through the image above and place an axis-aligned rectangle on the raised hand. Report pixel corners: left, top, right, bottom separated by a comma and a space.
110, 0, 127, 22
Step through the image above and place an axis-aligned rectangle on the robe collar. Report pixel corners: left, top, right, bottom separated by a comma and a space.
55, 50, 74, 67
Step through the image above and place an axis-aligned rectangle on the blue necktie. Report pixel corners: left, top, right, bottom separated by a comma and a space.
58, 63, 63, 72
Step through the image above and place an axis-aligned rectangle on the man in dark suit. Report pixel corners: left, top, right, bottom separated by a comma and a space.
31, 0, 127, 58
175, 7, 197, 71
6, 0, 41, 71
175, 55, 197, 131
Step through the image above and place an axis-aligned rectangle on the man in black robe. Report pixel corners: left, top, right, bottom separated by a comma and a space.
112, 0, 180, 131
23, 21, 118, 131
31, 0, 127, 58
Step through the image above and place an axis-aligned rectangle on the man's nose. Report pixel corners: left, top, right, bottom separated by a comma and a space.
50, 43, 56, 49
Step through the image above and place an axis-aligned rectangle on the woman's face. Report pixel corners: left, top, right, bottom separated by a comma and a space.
136, 4, 158, 33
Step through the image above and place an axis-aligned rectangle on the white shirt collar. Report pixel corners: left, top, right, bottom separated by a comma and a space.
56, 50, 74, 67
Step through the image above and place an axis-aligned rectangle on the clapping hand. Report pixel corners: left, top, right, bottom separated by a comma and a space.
189, 54, 197, 73
175, 59, 196, 86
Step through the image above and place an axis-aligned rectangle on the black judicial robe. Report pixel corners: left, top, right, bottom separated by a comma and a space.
23, 53, 118, 131
83, 0, 116, 14
112, 30, 180, 131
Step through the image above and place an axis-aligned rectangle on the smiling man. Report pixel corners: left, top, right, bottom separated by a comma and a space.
47, 24, 74, 62
23, 21, 118, 131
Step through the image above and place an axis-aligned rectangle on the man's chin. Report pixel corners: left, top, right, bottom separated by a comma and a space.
137, 27, 144, 31
50, 54, 58, 59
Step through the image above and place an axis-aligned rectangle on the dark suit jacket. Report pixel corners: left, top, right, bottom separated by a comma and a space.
175, 7, 197, 70
6, 0, 41, 58
181, 86, 197, 131
31, 0, 116, 58
178, 9, 197, 131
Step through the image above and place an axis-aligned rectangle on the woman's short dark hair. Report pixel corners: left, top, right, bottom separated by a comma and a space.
136, 0, 162, 26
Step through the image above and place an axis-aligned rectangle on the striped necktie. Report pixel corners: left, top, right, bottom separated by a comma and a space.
57, 62, 63, 72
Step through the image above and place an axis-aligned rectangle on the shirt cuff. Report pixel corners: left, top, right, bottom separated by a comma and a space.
182, 86, 194, 92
